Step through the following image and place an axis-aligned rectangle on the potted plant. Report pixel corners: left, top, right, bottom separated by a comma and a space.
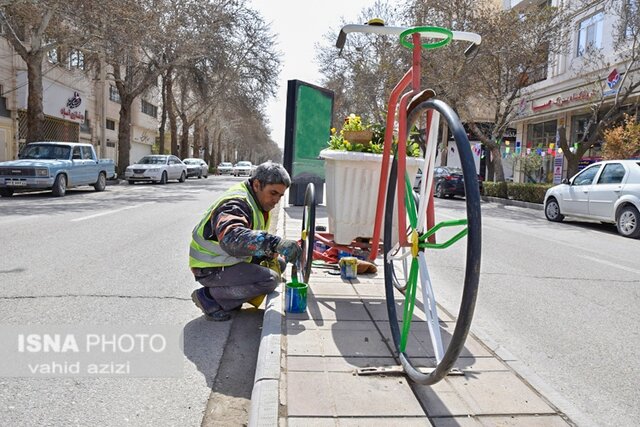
320, 114, 422, 245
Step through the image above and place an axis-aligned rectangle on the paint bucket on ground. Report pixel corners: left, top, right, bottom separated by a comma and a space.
285, 281, 308, 313
339, 257, 358, 280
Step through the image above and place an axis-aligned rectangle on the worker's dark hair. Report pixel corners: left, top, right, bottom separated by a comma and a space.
251, 161, 291, 188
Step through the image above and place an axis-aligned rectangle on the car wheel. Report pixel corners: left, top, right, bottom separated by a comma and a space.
128, 180, 135, 185
616, 205, 640, 238
197, 171, 202, 179
0, 188, 14, 197
52, 174, 67, 197
179, 171, 186, 182
435, 183, 444, 198
94, 172, 106, 192
159, 171, 168, 185
545, 197, 564, 222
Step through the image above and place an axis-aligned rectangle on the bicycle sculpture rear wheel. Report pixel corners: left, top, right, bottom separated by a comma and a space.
300, 182, 316, 284
383, 98, 481, 385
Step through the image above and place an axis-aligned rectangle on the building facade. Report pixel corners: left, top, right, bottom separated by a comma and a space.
506, 0, 639, 183
0, 36, 160, 166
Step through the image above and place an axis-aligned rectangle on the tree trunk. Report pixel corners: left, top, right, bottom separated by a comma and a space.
180, 113, 190, 159
116, 100, 133, 177
158, 74, 168, 154
489, 145, 505, 182
26, 53, 45, 143
203, 126, 210, 162
193, 119, 201, 158
165, 71, 178, 156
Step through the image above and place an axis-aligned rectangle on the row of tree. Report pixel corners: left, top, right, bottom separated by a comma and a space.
317, 0, 640, 180
0, 0, 283, 176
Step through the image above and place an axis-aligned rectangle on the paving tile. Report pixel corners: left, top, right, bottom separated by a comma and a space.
363, 298, 453, 321
286, 356, 398, 372
374, 320, 492, 359
287, 371, 425, 417
432, 415, 571, 426
286, 327, 392, 357
413, 371, 557, 417
288, 417, 430, 426
287, 319, 380, 332
286, 297, 372, 321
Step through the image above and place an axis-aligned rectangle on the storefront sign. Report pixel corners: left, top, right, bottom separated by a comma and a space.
531, 90, 595, 113
16, 72, 85, 124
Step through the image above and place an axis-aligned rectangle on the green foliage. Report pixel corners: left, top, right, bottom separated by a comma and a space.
483, 181, 553, 204
327, 114, 419, 156
521, 153, 544, 182
341, 113, 369, 132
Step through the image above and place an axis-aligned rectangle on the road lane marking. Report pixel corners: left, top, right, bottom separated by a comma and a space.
71, 202, 154, 222
439, 207, 640, 276
578, 254, 640, 276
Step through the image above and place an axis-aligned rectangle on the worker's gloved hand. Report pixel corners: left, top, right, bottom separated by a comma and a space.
275, 239, 302, 264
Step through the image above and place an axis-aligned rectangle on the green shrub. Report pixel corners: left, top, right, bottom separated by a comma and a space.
483, 181, 508, 198
483, 182, 553, 204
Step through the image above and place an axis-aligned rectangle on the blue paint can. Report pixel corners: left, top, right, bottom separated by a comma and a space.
285, 282, 308, 313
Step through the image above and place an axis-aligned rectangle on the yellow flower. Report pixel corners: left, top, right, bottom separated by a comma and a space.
331, 127, 336, 134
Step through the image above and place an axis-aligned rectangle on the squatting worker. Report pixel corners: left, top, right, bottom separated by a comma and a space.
189, 161, 302, 321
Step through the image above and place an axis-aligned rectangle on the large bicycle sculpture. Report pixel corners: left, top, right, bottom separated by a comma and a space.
297, 23, 482, 385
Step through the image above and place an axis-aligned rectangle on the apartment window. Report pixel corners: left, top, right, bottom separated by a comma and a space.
80, 111, 90, 132
621, 0, 638, 40
106, 119, 116, 130
141, 100, 157, 118
577, 11, 604, 57
527, 119, 557, 148
47, 48, 59, 64
571, 114, 591, 144
68, 49, 84, 70
109, 86, 121, 103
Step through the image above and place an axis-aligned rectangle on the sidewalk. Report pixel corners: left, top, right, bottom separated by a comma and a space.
249, 201, 575, 426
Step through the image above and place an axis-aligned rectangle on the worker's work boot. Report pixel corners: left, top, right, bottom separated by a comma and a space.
191, 288, 231, 321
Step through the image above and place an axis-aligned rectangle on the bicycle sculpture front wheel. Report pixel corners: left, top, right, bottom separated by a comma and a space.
300, 182, 316, 284
383, 99, 482, 385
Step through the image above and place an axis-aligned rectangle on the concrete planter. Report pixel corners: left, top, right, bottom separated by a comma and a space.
320, 149, 421, 245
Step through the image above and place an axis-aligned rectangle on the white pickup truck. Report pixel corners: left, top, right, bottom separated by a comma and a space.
0, 142, 116, 197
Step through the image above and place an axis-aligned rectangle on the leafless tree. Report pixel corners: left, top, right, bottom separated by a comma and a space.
0, 0, 78, 143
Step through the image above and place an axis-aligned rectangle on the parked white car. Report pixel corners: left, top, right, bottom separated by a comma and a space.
125, 155, 187, 185
217, 162, 233, 175
233, 161, 253, 177
183, 158, 208, 179
544, 159, 640, 238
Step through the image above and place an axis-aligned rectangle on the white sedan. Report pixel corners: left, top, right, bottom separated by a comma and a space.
233, 161, 253, 177
125, 155, 187, 185
544, 159, 640, 238
183, 158, 209, 179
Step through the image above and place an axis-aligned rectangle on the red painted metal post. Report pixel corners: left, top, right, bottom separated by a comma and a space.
368, 70, 412, 261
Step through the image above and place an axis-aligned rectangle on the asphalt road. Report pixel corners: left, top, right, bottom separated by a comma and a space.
0, 176, 253, 426
429, 197, 640, 427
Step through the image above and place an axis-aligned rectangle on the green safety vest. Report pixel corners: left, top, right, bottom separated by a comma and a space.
189, 182, 270, 268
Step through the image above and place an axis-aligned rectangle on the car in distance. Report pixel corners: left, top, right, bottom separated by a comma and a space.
0, 142, 116, 197
413, 166, 483, 198
124, 155, 187, 185
544, 159, 640, 238
217, 162, 233, 175
183, 158, 208, 179
233, 161, 253, 177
